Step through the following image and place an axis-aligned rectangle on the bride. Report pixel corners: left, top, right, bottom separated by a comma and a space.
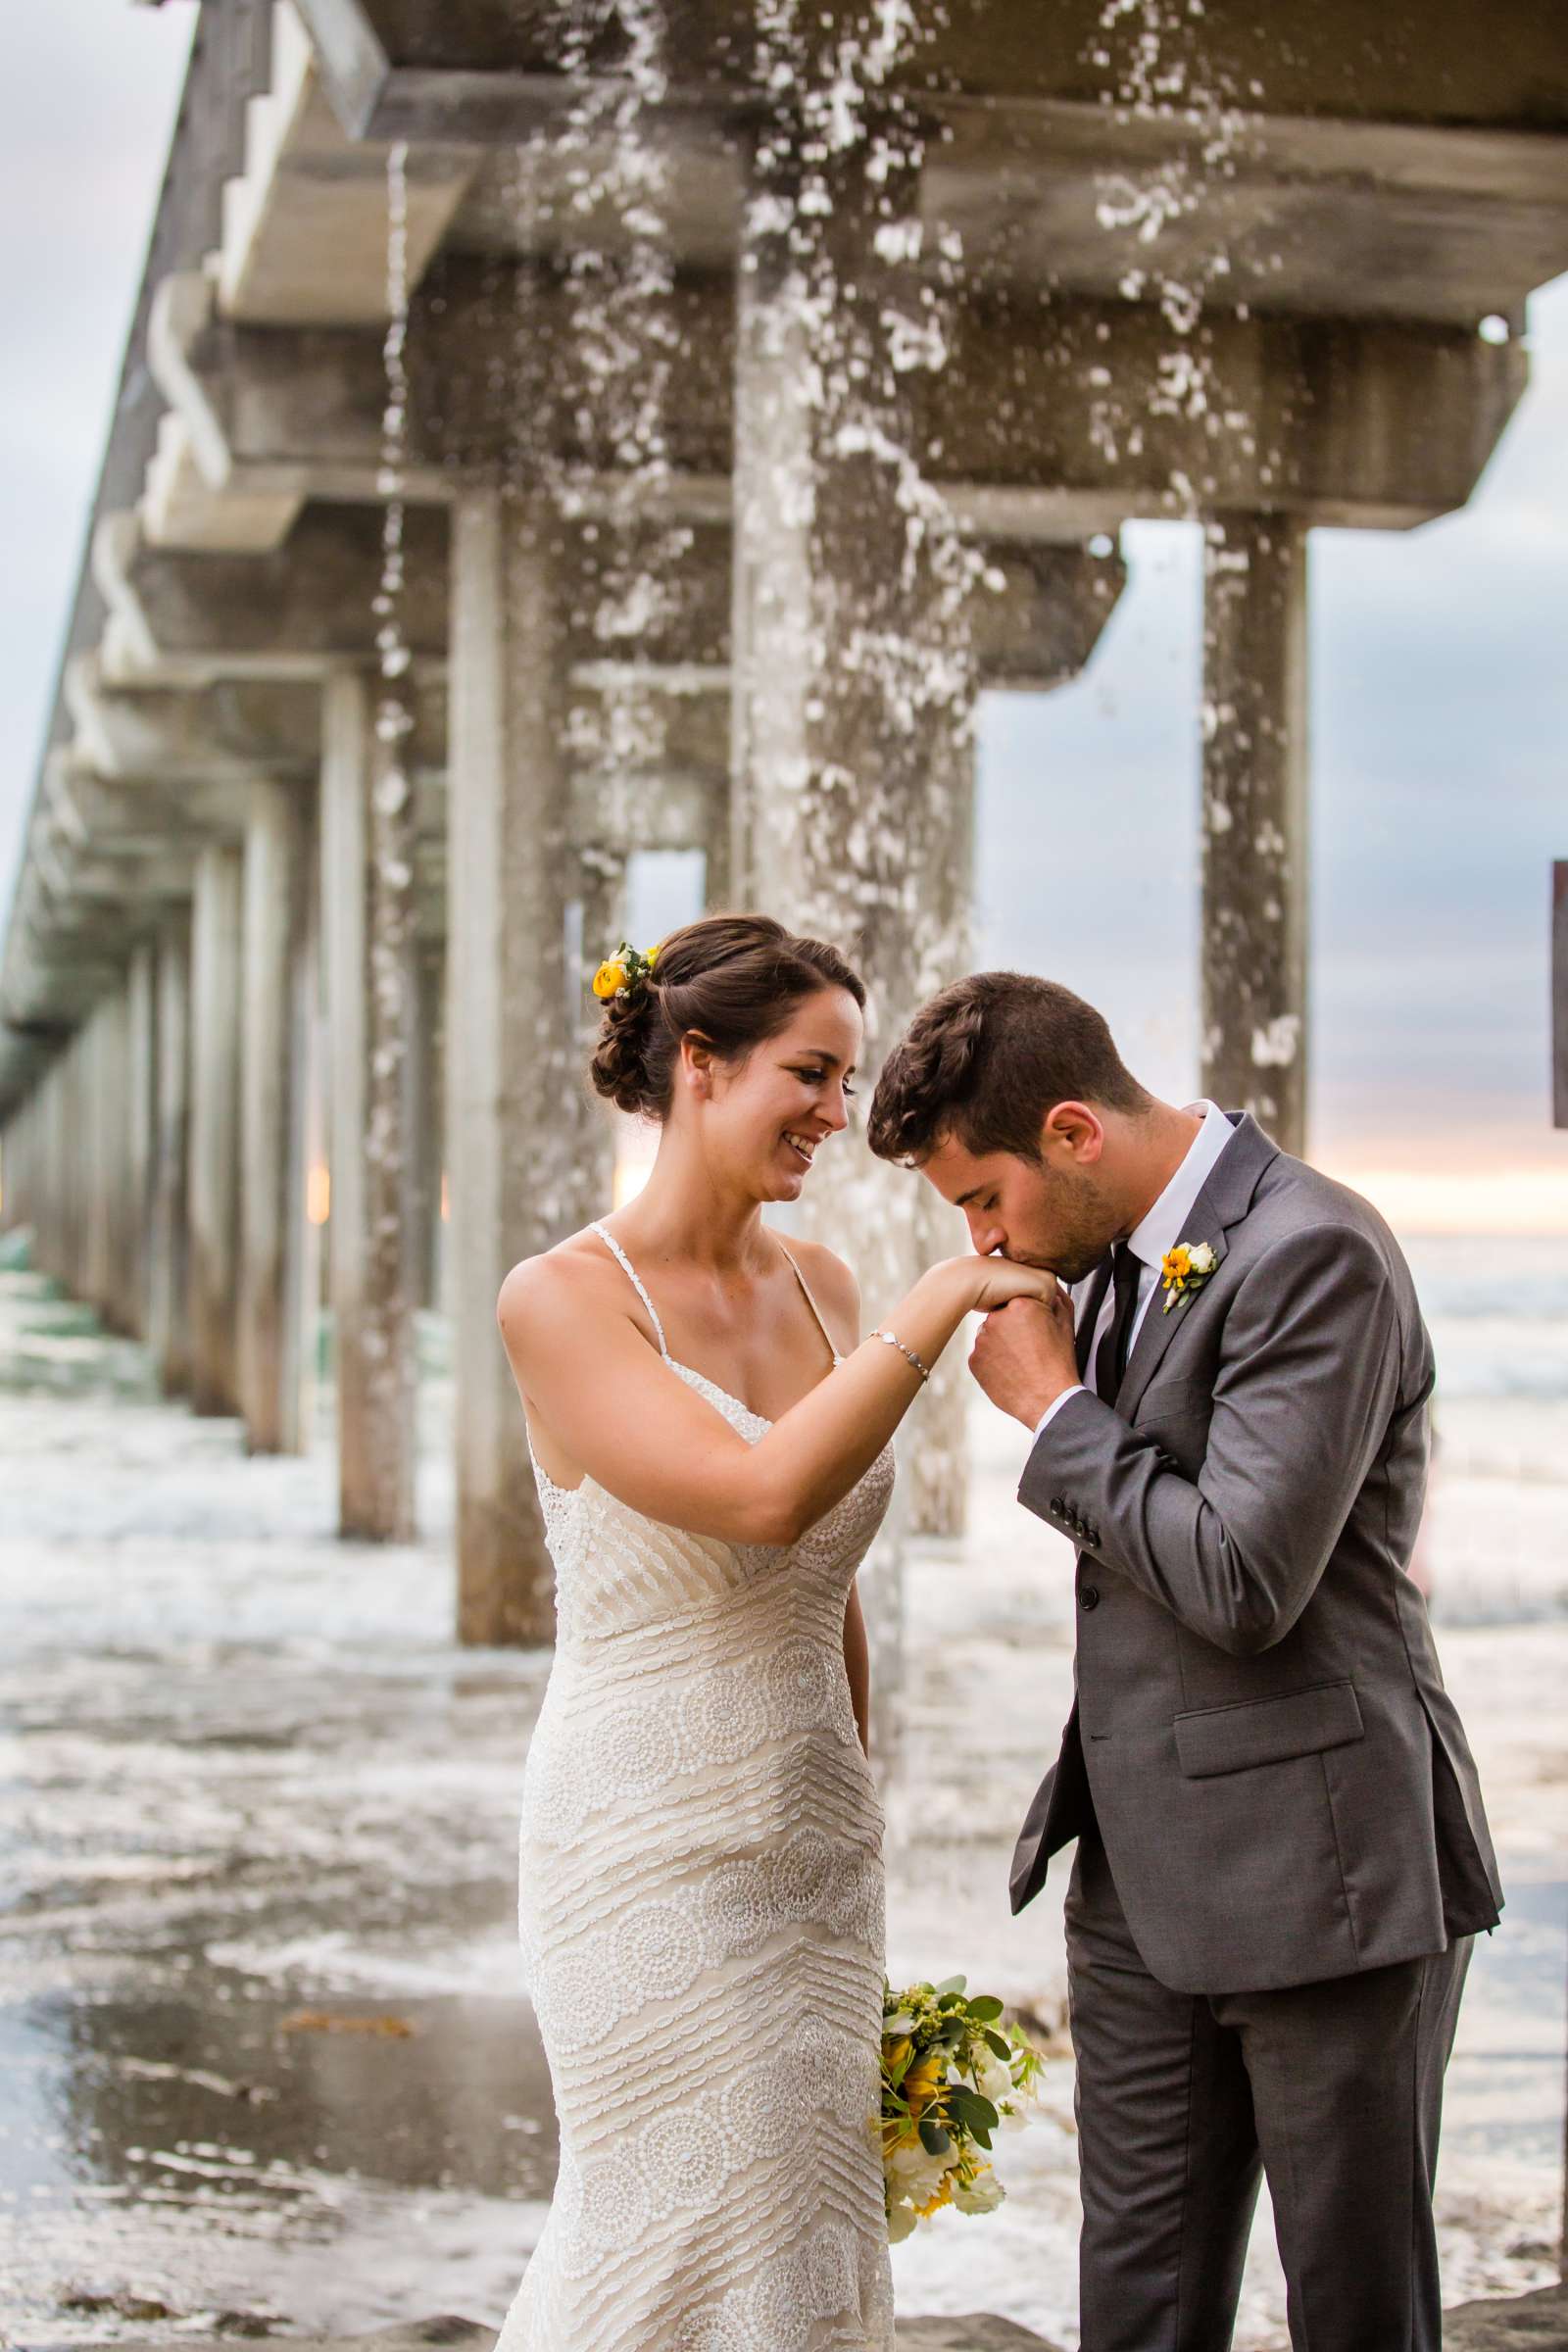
492, 912, 1052, 2352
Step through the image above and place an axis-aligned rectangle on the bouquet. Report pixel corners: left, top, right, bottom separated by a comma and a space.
880, 1973, 1045, 2241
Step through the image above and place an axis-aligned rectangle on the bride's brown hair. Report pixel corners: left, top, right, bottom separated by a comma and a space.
590, 912, 865, 1119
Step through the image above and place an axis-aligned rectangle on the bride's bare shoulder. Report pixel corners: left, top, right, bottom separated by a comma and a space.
785, 1234, 862, 1343
496, 1226, 627, 1336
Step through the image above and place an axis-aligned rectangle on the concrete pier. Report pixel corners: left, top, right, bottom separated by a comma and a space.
187, 844, 243, 1417
1200, 512, 1311, 1155
447, 487, 583, 1643
238, 777, 313, 1453
123, 943, 158, 1342
731, 116, 979, 1655
320, 668, 418, 1543
147, 921, 192, 1394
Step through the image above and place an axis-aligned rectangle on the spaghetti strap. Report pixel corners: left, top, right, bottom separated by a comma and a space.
588, 1219, 670, 1361
776, 1241, 843, 1363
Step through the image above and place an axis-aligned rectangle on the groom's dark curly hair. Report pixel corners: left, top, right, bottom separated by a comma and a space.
866, 972, 1149, 1166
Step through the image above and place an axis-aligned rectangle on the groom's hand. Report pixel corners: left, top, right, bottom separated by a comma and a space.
968, 1286, 1079, 1428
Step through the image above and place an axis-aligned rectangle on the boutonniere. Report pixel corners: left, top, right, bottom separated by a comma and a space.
1159, 1241, 1218, 1312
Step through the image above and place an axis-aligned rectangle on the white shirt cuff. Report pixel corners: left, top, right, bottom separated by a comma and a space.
1031, 1385, 1087, 1443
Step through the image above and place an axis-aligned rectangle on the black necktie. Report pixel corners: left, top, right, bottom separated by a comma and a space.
1094, 1243, 1142, 1403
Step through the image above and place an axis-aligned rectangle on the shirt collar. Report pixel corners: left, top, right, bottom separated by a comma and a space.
1125, 1100, 1234, 1273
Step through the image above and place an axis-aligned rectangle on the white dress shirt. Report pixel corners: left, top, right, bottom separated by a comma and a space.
1030, 1100, 1235, 1445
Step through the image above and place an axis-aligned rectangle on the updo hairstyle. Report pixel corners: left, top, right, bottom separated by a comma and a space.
589, 912, 865, 1119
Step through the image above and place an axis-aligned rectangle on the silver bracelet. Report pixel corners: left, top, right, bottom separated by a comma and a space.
868, 1327, 930, 1384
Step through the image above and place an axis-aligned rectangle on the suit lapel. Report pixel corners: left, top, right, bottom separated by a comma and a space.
1115, 1111, 1280, 1421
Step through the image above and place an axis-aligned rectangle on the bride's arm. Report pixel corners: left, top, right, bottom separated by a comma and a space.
498, 1248, 1048, 1546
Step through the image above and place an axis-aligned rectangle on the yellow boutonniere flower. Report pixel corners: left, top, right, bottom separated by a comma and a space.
1160, 1239, 1218, 1312
592, 958, 629, 1000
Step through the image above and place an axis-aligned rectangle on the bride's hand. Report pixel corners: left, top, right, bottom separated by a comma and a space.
952, 1253, 1065, 1315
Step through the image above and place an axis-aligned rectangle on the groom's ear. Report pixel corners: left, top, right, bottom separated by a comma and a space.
1041, 1100, 1104, 1163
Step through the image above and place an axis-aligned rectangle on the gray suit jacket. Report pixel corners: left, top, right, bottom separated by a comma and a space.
1009, 1110, 1502, 1996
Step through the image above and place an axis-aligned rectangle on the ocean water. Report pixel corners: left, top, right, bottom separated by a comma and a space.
1398, 1236, 1568, 1623
1411, 1234, 1568, 1411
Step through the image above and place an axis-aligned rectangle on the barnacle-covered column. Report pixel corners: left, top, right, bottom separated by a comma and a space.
732, 100, 979, 1722
188, 843, 244, 1415
1200, 512, 1310, 1155
321, 669, 419, 1540
238, 776, 315, 1454
148, 919, 192, 1395
409, 939, 446, 1315
447, 484, 587, 1644
122, 944, 158, 1342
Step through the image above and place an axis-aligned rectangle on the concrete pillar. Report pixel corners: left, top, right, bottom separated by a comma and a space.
83, 994, 122, 1324
1200, 512, 1310, 1156
574, 842, 626, 1215
320, 668, 418, 1542
124, 944, 158, 1340
68, 1028, 90, 1295
448, 484, 586, 1644
731, 115, 978, 1705
148, 920, 192, 1394
238, 777, 314, 1452
409, 940, 445, 1315
189, 842, 244, 1416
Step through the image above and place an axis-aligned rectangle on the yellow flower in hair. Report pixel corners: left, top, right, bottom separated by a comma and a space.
592, 959, 629, 1001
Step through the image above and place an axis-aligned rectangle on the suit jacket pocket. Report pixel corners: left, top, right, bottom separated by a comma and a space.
1174, 1680, 1365, 1779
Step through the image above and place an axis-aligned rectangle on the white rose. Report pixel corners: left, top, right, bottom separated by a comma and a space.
953, 2169, 1006, 2216
976, 2052, 1013, 2106
1186, 1242, 1217, 1274
887, 2197, 919, 2244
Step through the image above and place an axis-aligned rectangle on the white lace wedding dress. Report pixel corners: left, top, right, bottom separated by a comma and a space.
493, 1221, 898, 2352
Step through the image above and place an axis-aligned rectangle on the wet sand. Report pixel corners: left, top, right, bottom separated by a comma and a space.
1, 1260, 1564, 2347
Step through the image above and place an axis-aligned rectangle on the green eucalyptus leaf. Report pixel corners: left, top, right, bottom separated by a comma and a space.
967, 1996, 1004, 2022
917, 2119, 952, 2156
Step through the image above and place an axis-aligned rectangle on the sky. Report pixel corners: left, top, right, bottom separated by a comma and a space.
3, 2, 1566, 1236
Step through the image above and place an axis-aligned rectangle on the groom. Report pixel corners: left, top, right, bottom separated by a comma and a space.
868, 972, 1502, 2352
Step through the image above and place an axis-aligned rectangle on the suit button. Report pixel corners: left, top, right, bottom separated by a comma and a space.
1049, 1496, 1064, 1519
1080, 1585, 1101, 1610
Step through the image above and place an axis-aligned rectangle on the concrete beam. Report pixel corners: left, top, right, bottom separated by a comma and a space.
301, 0, 1568, 148
153, 260, 1525, 536
217, 2, 477, 327
293, 1, 1568, 329
94, 506, 451, 686
97, 487, 1127, 711
67, 657, 321, 785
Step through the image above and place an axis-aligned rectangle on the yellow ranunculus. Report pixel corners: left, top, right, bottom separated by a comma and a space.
592, 959, 628, 1001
